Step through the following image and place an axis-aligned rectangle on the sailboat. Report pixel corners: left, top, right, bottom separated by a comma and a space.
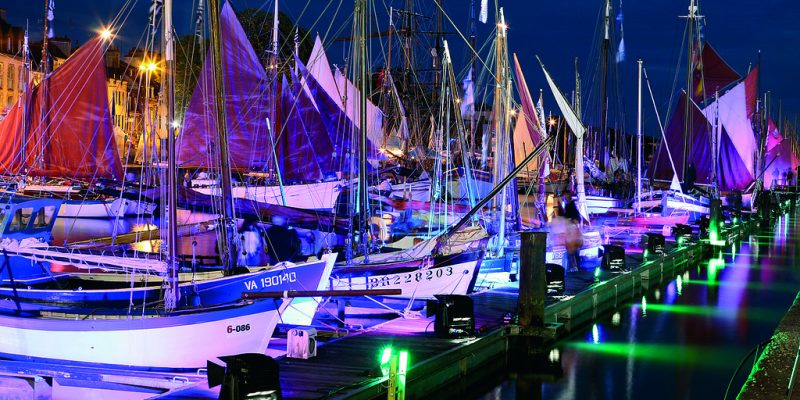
0, 0, 331, 369
322, 3, 488, 308
0, 34, 155, 219
643, 1, 763, 218
179, 3, 387, 213
0, 294, 290, 369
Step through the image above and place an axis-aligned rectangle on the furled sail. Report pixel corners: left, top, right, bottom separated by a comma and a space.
538, 56, 590, 222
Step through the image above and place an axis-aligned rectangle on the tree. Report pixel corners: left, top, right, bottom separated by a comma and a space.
174, 35, 206, 119
236, 9, 313, 73
173, 9, 313, 119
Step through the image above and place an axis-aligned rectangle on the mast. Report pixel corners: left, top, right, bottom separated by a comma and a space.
711, 87, 720, 193
491, 8, 511, 256
355, 0, 370, 259
272, 0, 279, 58
20, 23, 29, 165
432, 0, 443, 102
265, 0, 286, 206
163, 0, 179, 308
636, 59, 642, 214
755, 50, 763, 190
681, 0, 700, 180
208, 0, 237, 274
39, 0, 50, 172
574, 57, 581, 167
469, 0, 477, 152
293, 28, 299, 75
598, 0, 611, 170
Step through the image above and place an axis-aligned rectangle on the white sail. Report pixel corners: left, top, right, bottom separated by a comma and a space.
305, 34, 340, 107
334, 67, 385, 149
701, 80, 757, 180
538, 57, 590, 222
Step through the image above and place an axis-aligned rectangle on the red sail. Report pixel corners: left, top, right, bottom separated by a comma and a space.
744, 65, 759, 120
0, 91, 32, 175
27, 37, 122, 180
691, 43, 741, 102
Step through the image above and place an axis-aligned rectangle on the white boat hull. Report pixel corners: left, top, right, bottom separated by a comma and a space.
584, 195, 625, 214
330, 252, 482, 300
0, 300, 289, 369
57, 198, 156, 218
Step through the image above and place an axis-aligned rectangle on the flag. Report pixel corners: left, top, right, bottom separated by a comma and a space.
150, 0, 163, 31
460, 67, 475, 118
536, 90, 550, 178
46, 0, 55, 39
536, 90, 546, 135
195, 0, 204, 41
479, 0, 488, 23
614, 2, 625, 63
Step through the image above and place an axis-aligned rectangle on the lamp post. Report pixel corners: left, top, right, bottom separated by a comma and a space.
139, 60, 158, 184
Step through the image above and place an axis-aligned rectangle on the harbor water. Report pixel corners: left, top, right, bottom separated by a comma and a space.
478, 212, 800, 399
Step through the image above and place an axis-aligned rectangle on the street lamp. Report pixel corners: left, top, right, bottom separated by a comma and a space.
139, 59, 159, 177
100, 28, 113, 41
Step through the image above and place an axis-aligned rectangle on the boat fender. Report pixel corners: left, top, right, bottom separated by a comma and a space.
370, 216, 389, 242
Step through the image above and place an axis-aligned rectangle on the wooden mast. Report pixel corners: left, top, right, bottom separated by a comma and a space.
39, 0, 50, 172
208, 0, 237, 274
163, 0, 179, 307
681, 0, 698, 180
598, 0, 611, 170
355, 0, 370, 260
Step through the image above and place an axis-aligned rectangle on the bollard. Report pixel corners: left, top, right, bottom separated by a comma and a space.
709, 199, 723, 244
518, 231, 547, 332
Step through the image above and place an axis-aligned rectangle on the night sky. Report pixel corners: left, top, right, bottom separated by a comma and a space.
5, 0, 799, 135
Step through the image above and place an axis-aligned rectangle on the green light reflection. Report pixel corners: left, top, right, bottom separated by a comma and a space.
684, 279, 800, 292
565, 342, 744, 369
643, 303, 785, 322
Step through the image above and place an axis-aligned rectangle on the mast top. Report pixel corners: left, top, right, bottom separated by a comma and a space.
680, 0, 704, 20
497, 8, 507, 37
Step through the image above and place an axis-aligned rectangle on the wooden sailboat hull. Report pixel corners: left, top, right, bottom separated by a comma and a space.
0, 299, 289, 370
57, 197, 156, 218
0, 255, 336, 326
195, 181, 342, 211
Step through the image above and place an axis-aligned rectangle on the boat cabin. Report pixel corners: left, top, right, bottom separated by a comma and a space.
0, 196, 62, 242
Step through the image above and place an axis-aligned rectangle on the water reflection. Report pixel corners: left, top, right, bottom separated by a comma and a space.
480, 211, 800, 399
